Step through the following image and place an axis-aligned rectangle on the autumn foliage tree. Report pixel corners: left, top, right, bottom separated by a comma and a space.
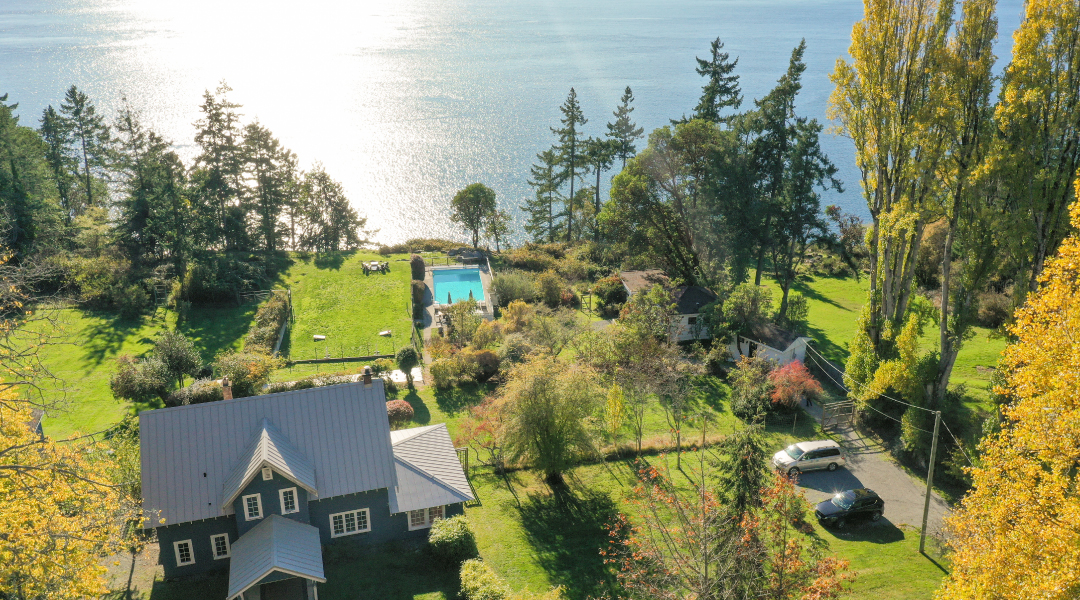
0, 389, 138, 600
768, 360, 823, 408
936, 181, 1080, 600
603, 459, 853, 600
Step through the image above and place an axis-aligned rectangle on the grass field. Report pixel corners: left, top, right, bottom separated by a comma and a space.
34, 251, 415, 438
279, 252, 414, 362
761, 274, 1008, 412
36, 305, 255, 438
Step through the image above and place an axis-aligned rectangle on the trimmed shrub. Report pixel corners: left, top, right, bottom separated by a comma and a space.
498, 333, 532, 364
501, 300, 532, 333
214, 351, 281, 398
503, 247, 557, 272
471, 320, 502, 349
559, 288, 577, 307
591, 275, 627, 316
110, 355, 169, 403
411, 254, 427, 280
977, 291, 1012, 328
459, 559, 510, 600
430, 359, 457, 389
462, 348, 500, 382
383, 376, 400, 398
411, 280, 427, 309
189, 379, 224, 404
536, 270, 564, 308
730, 356, 774, 422
428, 515, 479, 566
386, 399, 415, 428
245, 292, 289, 353
371, 358, 395, 374
396, 346, 420, 388
491, 272, 536, 307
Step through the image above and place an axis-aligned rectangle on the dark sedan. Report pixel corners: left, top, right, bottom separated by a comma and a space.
815, 488, 884, 529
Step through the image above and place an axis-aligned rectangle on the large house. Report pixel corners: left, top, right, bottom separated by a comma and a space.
140, 373, 474, 600
619, 270, 717, 342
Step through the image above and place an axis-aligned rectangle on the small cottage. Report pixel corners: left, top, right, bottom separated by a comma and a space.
619, 269, 717, 342
727, 322, 811, 366
139, 374, 473, 600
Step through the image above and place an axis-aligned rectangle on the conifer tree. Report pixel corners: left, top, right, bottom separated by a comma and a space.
552, 88, 588, 242
192, 82, 245, 250
524, 148, 565, 243
243, 121, 297, 253
583, 137, 616, 240
38, 105, 76, 220
607, 86, 644, 170
58, 85, 112, 212
692, 38, 743, 124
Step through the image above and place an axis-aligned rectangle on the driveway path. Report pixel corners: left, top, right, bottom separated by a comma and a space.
791, 400, 951, 536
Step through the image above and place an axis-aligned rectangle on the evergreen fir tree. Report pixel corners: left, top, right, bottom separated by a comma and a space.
606, 86, 644, 170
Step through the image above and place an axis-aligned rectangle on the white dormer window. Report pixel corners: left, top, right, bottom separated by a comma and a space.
243, 493, 263, 521
261, 467, 273, 481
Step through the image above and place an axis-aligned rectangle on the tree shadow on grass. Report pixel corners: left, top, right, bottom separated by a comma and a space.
791, 276, 849, 311
433, 382, 493, 415
403, 390, 431, 425
696, 376, 729, 412
80, 312, 154, 367
517, 484, 621, 600
177, 304, 258, 362
313, 250, 352, 271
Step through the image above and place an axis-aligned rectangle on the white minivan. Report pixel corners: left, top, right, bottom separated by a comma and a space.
772, 440, 846, 475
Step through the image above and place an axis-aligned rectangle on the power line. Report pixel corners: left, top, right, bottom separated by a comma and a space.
941, 418, 974, 467
804, 343, 937, 414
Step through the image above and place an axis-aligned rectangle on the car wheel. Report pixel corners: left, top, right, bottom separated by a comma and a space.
827, 462, 838, 472
836, 519, 846, 530
787, 467, 800, 476
871, 511, 882, 522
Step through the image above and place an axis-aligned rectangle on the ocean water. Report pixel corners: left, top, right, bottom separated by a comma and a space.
0, 0, 1024, 244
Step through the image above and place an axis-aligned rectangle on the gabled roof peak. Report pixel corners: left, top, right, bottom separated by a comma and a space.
220, 418, 319, 509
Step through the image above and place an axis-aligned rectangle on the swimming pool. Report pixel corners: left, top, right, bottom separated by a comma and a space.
433, 268, 485, 304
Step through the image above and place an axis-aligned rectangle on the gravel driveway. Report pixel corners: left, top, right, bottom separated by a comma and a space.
790, 401, 951, 536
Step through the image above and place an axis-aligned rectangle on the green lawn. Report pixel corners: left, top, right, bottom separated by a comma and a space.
280, 251, 414, 362
34, 251, 416, 439
460, 448, 947, 600
35, 305, 255, 438
763, 274, 1007, 411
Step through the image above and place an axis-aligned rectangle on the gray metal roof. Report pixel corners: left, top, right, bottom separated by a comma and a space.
221, 418, 319, 508
226, 514, 325, 600
141, 381, 395, 527
388, 424, 474, 514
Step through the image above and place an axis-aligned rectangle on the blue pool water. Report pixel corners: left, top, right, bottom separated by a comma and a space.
433, 269, 485, 304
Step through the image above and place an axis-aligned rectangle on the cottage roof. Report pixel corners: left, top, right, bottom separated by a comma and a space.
619, 270, 670, 295
220, 418, 319, 508
746, 323, 801, 351
388, 424, 474, 514
226, 515, 325, 600
673, 286, 717, 315
140, 381, 396, 527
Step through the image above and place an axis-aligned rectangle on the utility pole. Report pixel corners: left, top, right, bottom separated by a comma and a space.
919, 410, 941, 553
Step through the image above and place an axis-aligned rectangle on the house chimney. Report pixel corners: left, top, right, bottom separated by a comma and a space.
221, 376, 233, 401
362, 366, 372, 387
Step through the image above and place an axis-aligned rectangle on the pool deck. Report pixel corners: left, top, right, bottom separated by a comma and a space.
420, 262, 494, 361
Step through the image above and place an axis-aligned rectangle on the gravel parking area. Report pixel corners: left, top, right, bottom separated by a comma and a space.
790, 401, 951, 536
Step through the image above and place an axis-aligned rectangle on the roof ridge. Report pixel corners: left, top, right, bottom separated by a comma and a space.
394, 455, 471, 501
142, 379, 384, 417
391, 423, 443, 445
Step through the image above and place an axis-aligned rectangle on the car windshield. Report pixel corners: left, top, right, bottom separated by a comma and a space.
784, 445, 805, 460
832, 491, 856, 510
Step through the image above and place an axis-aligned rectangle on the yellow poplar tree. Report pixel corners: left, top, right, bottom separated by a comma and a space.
0, 391, 136, 600
936, 179, 1080, 599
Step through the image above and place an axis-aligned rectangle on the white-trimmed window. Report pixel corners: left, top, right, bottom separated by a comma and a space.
329, 509, 370, 538
408, 506, 445, 531
261, 466, 273, 481
173, 539, 194, 566
211, 534, 230, 559
279, 487, 298, 515
243, 493, 263, 521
